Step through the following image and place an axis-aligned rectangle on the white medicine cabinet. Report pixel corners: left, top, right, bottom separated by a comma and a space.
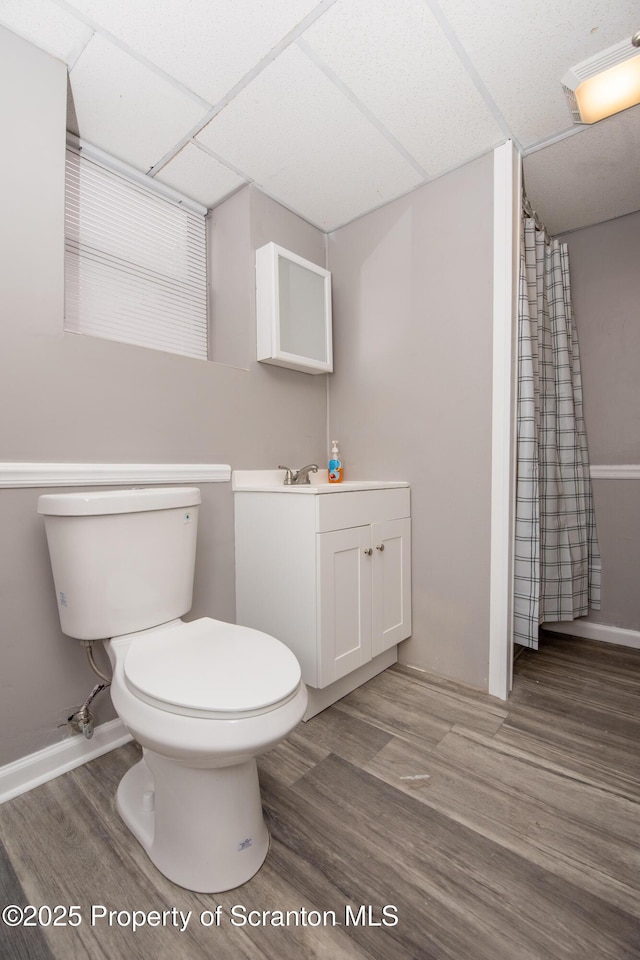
255, 242, 332, 374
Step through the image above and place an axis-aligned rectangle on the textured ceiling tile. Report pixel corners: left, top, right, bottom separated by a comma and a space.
195, 43, 423, 231
69, 34, 209, 171
0, 0, 92, 64
154, 142, 247, 209
524, 106, 640, 234
3, 0, 636, 233
438, 0, 640, 147
63, 0, 323, 102
301, 0, 505, 176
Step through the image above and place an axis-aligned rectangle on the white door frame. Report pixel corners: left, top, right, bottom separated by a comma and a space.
488, 140, 521, 699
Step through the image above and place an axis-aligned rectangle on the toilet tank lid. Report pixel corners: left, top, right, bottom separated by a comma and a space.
37, 486, 201, 517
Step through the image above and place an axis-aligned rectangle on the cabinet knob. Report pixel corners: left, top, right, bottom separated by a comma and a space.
364, 548, 373, 556
376, 544, 385, 551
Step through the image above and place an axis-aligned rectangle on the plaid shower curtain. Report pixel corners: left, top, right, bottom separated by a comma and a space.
513, 219, 601, 649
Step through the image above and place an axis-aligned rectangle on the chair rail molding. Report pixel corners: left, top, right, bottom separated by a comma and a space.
590, 465, 640, 480
0, 463, 231, 488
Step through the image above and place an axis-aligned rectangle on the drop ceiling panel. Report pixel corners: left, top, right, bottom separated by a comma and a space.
154, 142, 247, 209
301, 0, 505, 177
437, 0, 640, 148
0, 0, 91, 65
69, 33, 210, 171
63, 0, 324, 103
524, 107, 640, 235
1, 0, 638, 234
196, 43, 424, 230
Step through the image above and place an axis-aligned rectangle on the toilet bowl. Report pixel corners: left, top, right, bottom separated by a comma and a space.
107, 618, 307, 893
37, 487, 307, 893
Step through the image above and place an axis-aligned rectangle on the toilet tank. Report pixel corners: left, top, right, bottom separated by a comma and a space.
37, 487, 201, 641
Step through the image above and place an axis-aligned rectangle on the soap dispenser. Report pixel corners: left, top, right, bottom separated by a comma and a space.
328, 440, 343, 483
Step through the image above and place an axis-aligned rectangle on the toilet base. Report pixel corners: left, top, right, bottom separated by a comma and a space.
116, 752, 270, 893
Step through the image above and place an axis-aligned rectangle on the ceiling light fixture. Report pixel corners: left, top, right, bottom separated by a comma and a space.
562, 32, 640, 124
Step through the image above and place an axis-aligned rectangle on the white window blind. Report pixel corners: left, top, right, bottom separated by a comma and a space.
64, 146, 208, 360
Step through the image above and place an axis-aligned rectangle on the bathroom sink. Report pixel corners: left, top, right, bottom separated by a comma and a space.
232, 470, 408, 493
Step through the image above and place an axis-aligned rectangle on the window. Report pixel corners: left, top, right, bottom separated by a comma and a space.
64, 141, 208, 360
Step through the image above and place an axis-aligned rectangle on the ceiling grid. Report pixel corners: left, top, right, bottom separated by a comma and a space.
0, 0, 637, 233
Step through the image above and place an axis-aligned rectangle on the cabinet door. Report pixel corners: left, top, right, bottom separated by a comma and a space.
317, 526, 372, 687
371, 518, 412, 655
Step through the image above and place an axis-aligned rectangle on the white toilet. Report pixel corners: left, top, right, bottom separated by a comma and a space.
37, 486, 307, 893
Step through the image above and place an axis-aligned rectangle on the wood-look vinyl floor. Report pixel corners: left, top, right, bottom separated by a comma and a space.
0, 631, 638, 960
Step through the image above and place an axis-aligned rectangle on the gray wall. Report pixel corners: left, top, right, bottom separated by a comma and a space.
0, 24, 503, 768
558, 211, 640, 632
209, 185, 329, 371
327, 154, 495, 689
0, 27, 327, 766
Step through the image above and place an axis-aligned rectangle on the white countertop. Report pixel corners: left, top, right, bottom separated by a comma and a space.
232, 469, 409, 494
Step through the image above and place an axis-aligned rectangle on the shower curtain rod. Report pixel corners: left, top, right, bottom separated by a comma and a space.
522, 193, 550, 238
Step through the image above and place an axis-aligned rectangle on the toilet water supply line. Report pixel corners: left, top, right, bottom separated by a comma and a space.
68, 641, 113, 740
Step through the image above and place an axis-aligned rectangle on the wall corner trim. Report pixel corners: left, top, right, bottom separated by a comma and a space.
488, 140, 519, 701
0, 463, 232, 488
0, 719, 132, 806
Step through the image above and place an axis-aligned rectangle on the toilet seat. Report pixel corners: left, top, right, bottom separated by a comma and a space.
123, 617, 302, 720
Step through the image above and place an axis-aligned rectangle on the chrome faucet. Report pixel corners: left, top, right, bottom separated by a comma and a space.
278, 464, 319, 485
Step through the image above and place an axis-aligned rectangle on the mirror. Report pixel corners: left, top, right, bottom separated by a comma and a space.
256, 242, 332, 374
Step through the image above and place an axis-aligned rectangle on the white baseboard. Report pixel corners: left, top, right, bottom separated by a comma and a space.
0, 719, 132, 805
542, 619, 640, 650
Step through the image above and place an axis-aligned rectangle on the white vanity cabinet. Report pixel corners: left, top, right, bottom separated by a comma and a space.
233, 474, 411, 716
